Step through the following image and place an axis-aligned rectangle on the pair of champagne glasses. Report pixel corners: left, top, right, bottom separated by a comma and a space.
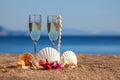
29, 15, 61, 57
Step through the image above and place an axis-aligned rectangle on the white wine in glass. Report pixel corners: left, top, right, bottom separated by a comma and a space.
29, 15, 41, 58
47, 15, 59, 48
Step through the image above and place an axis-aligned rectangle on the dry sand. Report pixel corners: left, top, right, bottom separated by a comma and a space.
0, 54, 120, 80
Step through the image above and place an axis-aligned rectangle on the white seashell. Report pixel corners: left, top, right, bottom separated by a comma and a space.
58, 15, 62, 19
22, 66, 30, 69
61, 51, 77, 65
36, 47, 60, 63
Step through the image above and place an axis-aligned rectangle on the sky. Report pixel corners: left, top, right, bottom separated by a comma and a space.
0, 0, 120, 35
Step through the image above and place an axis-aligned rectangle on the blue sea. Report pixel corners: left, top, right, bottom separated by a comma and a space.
0, 36, 120, 55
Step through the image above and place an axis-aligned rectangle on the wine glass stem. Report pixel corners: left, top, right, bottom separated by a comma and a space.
52, 41, 55, 48
34, 41, 37, 58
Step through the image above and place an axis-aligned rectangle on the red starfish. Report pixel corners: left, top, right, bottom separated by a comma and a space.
39, 59, 62, 70
55, 61, 62, 69
40, 59, 54, 70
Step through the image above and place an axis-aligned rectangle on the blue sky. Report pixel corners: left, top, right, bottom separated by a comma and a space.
0, 0, 120, 35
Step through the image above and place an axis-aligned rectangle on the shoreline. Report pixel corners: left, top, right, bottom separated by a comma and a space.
0, 54, 120, 80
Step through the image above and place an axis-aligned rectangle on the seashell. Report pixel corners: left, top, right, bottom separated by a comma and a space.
61, 51, 77, 65
56, 15, 62, 53
17, 53, 34, 69
32, 60, 43, 69
36, 47, 60, 63
63, 63, 77, 69
22, 66, 30, 69
57, 15, 62, 19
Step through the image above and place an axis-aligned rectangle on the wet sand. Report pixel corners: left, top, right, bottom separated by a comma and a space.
0, 54, 120, 80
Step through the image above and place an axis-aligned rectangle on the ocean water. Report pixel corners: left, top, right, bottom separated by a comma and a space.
0, 36, 120, 55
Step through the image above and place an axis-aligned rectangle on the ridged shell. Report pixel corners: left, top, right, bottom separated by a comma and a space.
17, 53, 34, 67
61, 51, 77, 65
36, 47, 60, 62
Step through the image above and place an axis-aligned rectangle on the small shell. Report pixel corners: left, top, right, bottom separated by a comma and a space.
17, 53, 34, 68
36, 47, 60, 63
61, 51, 77, 65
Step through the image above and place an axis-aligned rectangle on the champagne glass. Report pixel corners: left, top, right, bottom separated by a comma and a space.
29, 15, 41, 58
47, 15, 59, 48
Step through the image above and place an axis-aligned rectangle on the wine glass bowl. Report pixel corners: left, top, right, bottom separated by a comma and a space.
29, 15, 41, 58
47, 15, 59, 48
29, 22, 41, 41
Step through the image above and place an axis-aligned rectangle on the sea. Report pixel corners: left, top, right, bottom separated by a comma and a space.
0, 36, 120, 55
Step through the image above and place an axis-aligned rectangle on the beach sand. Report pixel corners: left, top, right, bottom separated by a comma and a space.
0, 54, 120, 80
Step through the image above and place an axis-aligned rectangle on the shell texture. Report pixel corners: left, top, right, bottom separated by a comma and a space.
56, 15, 62, 54
17, 53, 34, 67
36, 47, 60, 63
61, 51, 77, 65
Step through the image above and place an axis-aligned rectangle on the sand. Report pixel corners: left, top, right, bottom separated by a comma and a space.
0, 54, 120, 80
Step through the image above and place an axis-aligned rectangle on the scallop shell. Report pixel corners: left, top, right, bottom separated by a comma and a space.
61, 51, 77, 65
36, 47, 60, 63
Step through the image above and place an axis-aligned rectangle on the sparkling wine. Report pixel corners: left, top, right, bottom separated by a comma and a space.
29, 22, 41, 41
47, 22, 59, 42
